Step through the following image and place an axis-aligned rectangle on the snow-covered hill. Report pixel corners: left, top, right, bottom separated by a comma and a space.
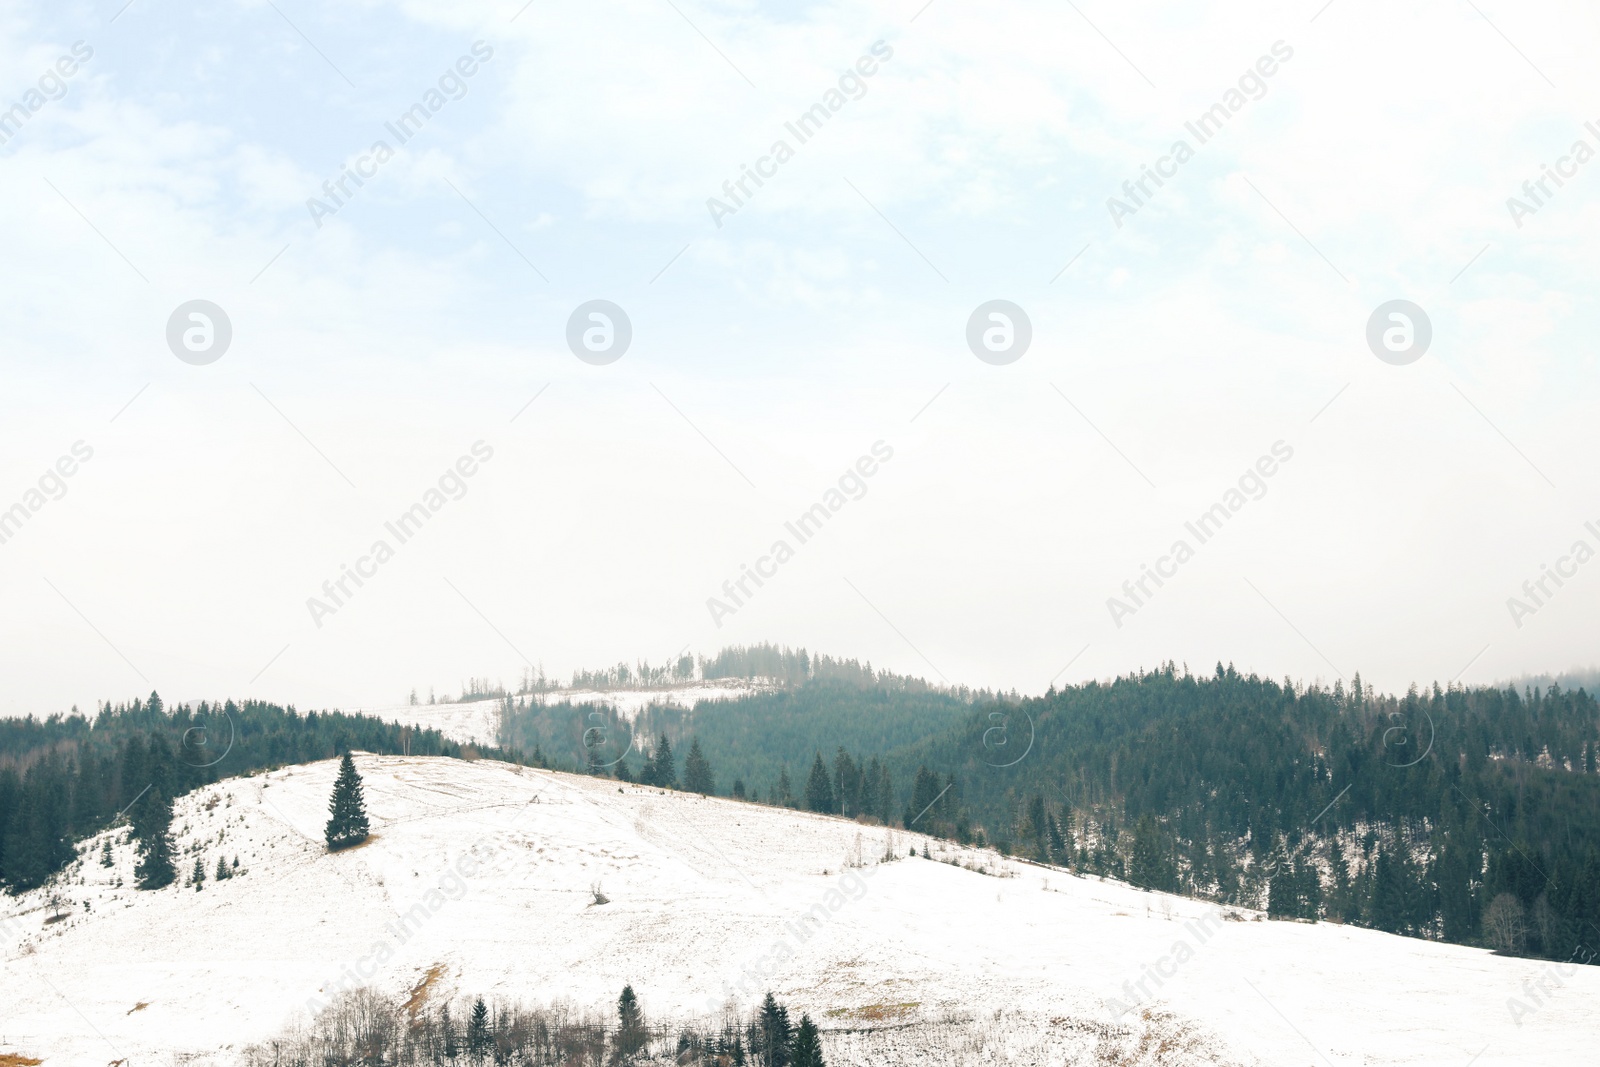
2, 756, 1594, 1065
353, 679, 778, 747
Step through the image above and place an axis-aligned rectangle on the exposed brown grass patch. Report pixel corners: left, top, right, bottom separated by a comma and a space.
824, 1001, 920, 1023
126, 1001, 149, 1014
0, 1054, 44, 1066
403, 964, 444, 1021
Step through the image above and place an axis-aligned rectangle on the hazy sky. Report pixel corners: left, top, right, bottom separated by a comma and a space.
2, 0, 1597, 716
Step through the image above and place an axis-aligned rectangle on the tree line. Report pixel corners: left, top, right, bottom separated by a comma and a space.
0, 692, 488, 892
503, 660, 1600, 966
242, 984, 828, 1066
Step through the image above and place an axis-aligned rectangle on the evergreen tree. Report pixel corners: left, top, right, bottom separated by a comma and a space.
1267, 854, 1295, 918
754, 993, 793, 1067
833, 749, 861, 817
467, 997, 490, 1058
649, 735, 678, 790
215, 855, 230, 881
1128, 814, 1177, 893
1046, 813, 1068, 866
100, 838, 113, 867
804, 753, 835, 814
683, 737, 715, 795
616, 984, 646, 1060
131, 778, 176, 890
324, 752, 371, 852
732, 778, 747, 800
1021, 794, 1048, 859
1296, 858, 1322, 920
776, 767, 794, 808
790, 1014, 825, 1067
191, 856, 206, 890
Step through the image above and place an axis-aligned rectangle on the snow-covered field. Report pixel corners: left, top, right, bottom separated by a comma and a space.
352, 679, 778, 746
3, 755, 1595, 1065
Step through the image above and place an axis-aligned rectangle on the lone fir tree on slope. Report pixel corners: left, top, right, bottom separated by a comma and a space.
324, 751, 370, 851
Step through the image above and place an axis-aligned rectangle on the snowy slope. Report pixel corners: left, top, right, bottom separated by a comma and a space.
2, 755, 1595, 1065
352, 679, 777, 746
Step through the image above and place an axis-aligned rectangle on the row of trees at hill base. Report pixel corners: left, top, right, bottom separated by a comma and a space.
243, 984, 827, 1066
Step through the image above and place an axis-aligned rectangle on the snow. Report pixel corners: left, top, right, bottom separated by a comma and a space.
350, 679, 778, 747
3, 755, 1596, 1065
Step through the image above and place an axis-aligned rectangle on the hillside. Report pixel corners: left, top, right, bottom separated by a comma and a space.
3, 755, 1594, 1065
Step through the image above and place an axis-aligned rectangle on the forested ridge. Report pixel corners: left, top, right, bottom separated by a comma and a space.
502, 648, 1600, 966
7, 646, 1600, 969
0, 693, 491, 892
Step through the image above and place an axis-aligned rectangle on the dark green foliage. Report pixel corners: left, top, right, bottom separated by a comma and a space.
131, 758, 176, 890
324, 752, 370, 852
615, 984, 645, 1061
642, 734, 677, 789
467, 996, 490, 1056
496, 673, 975, 796
902, 766, 956, 836
751, 992, 792, 1067
683, 738, 715, 795
1128, 814, 1178, 893
804, 753, 834, 814
0, 692, 469, 892
790, 1014, 825, 1067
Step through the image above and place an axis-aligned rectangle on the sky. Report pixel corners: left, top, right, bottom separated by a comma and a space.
1, 0, 1598, 716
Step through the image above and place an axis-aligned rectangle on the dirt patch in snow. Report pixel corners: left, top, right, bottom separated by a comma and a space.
403, 965, 445, 1020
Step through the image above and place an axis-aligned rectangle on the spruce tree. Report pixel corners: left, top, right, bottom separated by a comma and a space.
790, 1014, 825, 1067
131, 778, 176, 890
1046, 814, 1067, 866
467, 996, 490, 1057
755, 993, 793, 1067
650, 735, 678, 790
683, 737, 715, 795
616, 984, 646, 1059
191, 856, 206, 890
804, 753, 834, 814
776, 767, 794, 808
215, 855, 231, 881
324, 752, 371, 852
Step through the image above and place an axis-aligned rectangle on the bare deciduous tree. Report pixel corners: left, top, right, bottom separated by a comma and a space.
1484, 893, 1525, 955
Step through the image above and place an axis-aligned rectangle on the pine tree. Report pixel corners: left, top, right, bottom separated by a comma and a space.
805, 753, 835, 814
215, 855, 230, 881
191, 856, 206, 890
683, 737, 715, 795
776, 767, 794, 808
732, 778, 747, 800
324, 752, 370, 852
790, 1014, 825, 1067
100, 839, 113, 867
